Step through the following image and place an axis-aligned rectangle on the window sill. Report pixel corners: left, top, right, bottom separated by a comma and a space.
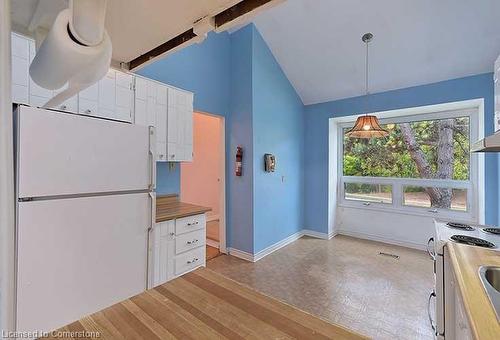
337, 201, 476, 223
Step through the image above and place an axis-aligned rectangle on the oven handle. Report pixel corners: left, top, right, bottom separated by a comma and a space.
427, 237, 436, 260
427, 290, 436, 333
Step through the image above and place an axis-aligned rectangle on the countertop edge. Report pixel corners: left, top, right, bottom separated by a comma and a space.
447, 243, 500, 340
156, 202, 211, 223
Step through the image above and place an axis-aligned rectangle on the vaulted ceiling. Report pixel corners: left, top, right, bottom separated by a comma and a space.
252, 0, 500, 105
10, 0, 281, 69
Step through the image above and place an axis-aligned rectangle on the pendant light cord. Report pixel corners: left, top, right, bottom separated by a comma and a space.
365, 39, 369, 97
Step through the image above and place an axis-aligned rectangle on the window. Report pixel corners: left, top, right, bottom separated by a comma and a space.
344, 183, 392, 204
338, 107, 478, 219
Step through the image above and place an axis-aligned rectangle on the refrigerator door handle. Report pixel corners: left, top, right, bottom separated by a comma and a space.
149, 126, 156, 190
146, 192, 156, 289
148, 192, 156, 232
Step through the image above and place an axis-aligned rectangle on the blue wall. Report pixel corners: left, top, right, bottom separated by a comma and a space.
228, 26, 255, 253
137, 25, 305, 254
304, 73, 498, 233
137, 31, 232, 196
252, 27, 304, 253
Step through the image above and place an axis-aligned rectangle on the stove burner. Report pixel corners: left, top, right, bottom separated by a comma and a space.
450, 235, 495, 248
446, 222, 475, 231
482, 227, 500, 235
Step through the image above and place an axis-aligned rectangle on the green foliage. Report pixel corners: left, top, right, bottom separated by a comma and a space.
343, 117, 470, 180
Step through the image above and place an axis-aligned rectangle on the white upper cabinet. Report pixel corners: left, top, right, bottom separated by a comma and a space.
167, 88, 193, 161
134, 77, 169, 161
11, 33, 193, 161
78, 69, 133, 123
115, 72, 134, 122
97, 70, 116, 118
11, 33, 29, 105
494, 55, 500, 132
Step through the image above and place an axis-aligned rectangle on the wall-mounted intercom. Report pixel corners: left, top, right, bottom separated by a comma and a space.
264, 153, 276, 172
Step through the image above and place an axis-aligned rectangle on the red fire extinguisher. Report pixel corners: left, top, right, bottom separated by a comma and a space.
236, 146, 243, 176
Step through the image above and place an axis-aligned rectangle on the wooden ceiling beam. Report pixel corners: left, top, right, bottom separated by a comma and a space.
129, 28, 197, 71
129, 0, 280, 71
214, 0, 274, 28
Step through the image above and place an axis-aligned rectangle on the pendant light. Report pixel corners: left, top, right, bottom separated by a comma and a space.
346, 33, 388, 139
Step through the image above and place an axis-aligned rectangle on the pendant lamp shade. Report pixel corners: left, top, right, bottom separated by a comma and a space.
345, 115, 389, 138
346, 33, 388, 139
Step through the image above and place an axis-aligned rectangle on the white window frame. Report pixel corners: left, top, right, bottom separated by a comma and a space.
334, 100, 484, 223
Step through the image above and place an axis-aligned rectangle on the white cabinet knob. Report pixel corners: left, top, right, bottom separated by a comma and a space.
85, 109, 92, 114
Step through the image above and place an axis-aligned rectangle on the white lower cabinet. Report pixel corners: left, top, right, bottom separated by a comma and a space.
445, 250, 473, 340
149, 213, 206, 288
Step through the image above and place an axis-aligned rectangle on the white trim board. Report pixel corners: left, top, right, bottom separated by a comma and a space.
337, 229, 427, 251
227, 248, 254, 262
302, 229, 336, 240
206, 238, 219, 248
228, 229, 336, 262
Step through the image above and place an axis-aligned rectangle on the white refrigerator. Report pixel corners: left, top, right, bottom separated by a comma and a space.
15, 106, 156, 333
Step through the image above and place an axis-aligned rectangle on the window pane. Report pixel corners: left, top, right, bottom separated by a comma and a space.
343, 116, 470, 180
344, 183, 392, 204
403, 186, 467, 211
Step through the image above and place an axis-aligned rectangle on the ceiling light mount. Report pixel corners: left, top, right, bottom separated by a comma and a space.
361, 32, 373, 43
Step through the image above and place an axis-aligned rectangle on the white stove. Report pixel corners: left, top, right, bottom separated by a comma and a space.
434, 220, 499, 255
430, 220, 500, 339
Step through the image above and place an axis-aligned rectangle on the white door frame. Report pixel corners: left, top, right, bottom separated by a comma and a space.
1, 1, 16, 334
185, 111, 227, 254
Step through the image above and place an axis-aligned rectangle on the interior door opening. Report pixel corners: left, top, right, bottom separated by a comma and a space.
180, 111, 226, 261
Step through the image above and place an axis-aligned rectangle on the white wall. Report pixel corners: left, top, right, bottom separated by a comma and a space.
336, 207, 433, 250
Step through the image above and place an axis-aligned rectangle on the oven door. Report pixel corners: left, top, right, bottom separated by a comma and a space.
429, 253, 445, 338
435, 253, 445, 338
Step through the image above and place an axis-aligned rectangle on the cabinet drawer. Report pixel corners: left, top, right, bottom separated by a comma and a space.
175, 214, 206, 235
175, 229, 205, 255
174, 247, 204, 276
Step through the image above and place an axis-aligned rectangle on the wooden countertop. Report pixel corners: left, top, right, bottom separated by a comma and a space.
156, 194, 211, 222
447, 243, 500, 340
53, 268, 366, 339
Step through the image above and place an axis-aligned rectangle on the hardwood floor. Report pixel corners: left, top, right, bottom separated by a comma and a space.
51, 269, 366, 339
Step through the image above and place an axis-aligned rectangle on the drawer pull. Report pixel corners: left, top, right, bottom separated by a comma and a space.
85, 109, 92, 114
187, 258, 199, 264
187, 221, 199, 226
187, 239, 199, 245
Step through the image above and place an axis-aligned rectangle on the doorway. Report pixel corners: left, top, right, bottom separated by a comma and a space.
181, 111, 225, 261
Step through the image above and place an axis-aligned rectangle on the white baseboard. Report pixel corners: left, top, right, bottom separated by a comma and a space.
337, 229, 426, 251
206, 239, 219, 248
227, 248, 254, 262
228, 231, 303, 262
253, 231, 303, 262
302, 229, 337, 240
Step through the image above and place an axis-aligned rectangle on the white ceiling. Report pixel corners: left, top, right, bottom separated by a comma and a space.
11, 0, 240, 62
252, 0, 500, 105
